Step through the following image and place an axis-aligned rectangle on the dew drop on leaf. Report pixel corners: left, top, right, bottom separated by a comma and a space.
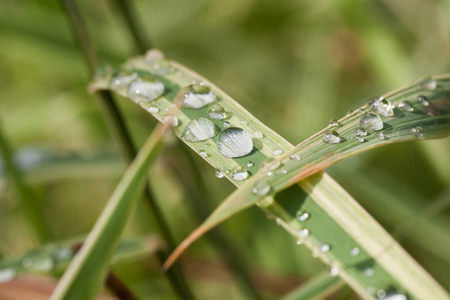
222, 121, 231, 128
253, 131, 264, 139
161, 115, 178, 128
320, 243, 331, 253
273, 149, 283, 156
182, 118, 217, 142
355, 128, 367, 136
355, 136, 365, 143
360, 113, 383, 131
329, 119, 339, 126
231, 167, 249, 181
147, 106, 159, 114
290, 154, 301, 161
417, 95, 429, 106
110, 70, 138, 94
398, 100, 414, 112
246, 161, 254, 167
183, 84, 216, 109
412, 126, 423, 138
323, 130, 341, 144
217, 128, 253, 158
412, 76, 437, 91
368, 97, 394, 117
208, 104, 227, 120
364, 268, 375, 277
128, 77, 165, 104
296, 211, 310, 222
215, 168, 224, 178
376, 132, 385, 140
350, 247, 360, 256
252, 180, 271, 196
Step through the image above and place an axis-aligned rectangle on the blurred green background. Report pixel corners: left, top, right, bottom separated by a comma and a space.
0, 0, 449, 299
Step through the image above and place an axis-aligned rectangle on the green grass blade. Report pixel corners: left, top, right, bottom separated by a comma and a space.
281, 272, 343, 300
50, 120, 173, 300
91, 52, 449, 299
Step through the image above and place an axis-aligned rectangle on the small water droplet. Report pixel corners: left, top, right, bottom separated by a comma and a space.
253, 131, 264, 139
217, 128, 253, 158
350, 247, 360, 256
246, 161, 254, 167
128, 77, 165, 104
199, 150, 208, 157
376, 132, 385, 140
298, 228, 309, 238
147, 106, 159, 113
412, 126, 423, 138
208, 104, 228, 120
222, 121, 231, 128
355, 136, 365, 143
252, 180, 271, 196
329, 266, 340, 277
145, 50, 171, 75
364, 267, 375, 276
360, 113, 383, 131
368, 97, 394, 117
412, 76, 437, 90
320, 243, 331, 253
0, 268, 15, 283
377, 290, 386, 299
161, 115, 178, 128
296, 211, 310, 222
183, 84, 216, 109
215, 168, 224, 178
110, 70, 138, 93
267, 171, 274, 176
323, 130, 341, 144
329, 119, 339, 126
232, 167, 249, 181
182, 118, 217, 142
355, 128, 367, 136
417, 95, 429, 106
398, 100, 414, 112
273, 149, 283, 156
290, 154, 301, 161
379, 292, 407, 300
281, 169, 287, 174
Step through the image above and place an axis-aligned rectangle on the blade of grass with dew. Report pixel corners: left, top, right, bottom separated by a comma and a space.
281, 271, 344, 300
91, 52, 449, 299
50, 117, 175, 300
0, 236, 164, 282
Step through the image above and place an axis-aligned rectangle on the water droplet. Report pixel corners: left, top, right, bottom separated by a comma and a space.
273, 149, 283, 156
281, 169, 287, 174
182, 118, 218, 142
398, 101, 414, 112
110, 70, 138, 93
161, 115, 178, 128
183, 84, 216, 109
329, 266, 340, 277
144, 50, 172, 75
355, 136, 365, 143
232, 167, 249, 181
253, 131, 264, 139
217, 128, 253, 158
417, 95, 429, 106
246, 161, 254, 167
320, 243, 330, 253
262, 158, 281, 171
298, 228, 309, 238
350, 247, 360, 256
296, 211, 310, 222
222, 121, 231, 128
379, 292, 408, 300
199, 150, 208, 157
0, 268, 15, 283
323, 130, 341, 144
208, 104, 228, 120
252, 180, 271, 196
376, 132, 385, 140
290, 154, 301, 161
215, 168, 224, 178
147, 106, 159, 113
128, 77, 165, 104
275, 218, 282, 225
355, 128, 367, 136
360, 113, 383, 131
412, 126, 423, 138
329, 119, 339, 126
364, 268, 375, 276
368, 97, 394, 117
412, 76, 437, 90
267, 171, 274, 176
377, 290, 387, 299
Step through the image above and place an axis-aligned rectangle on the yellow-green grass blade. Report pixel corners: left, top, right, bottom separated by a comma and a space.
281, 271, 344, 300
91, 51, 449, 299
50, 118, 174, 300
0, 236, 163, 282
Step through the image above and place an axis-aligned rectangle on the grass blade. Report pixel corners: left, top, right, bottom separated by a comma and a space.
50, 119, 174, 300
92, 53, 450, 299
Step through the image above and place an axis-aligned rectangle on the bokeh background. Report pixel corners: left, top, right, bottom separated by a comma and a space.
1, 0, 449, 299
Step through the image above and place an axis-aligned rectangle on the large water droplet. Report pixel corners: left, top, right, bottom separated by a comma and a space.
360, 113, 383, 131
323, 130, 341, 144
110, 70, 138, 93
398, 101, 414, 112
217, 128, 253, 158
232, 167, 249, 181
412, 126, 423, 138
252, 180, 271, 196
412, 76, 437, 90
182, 118, 217, 142
417, 95, 429, 106
128, 77, 165, 104
208, 104, 228, 120
183, 84, 216, 109
368, 97, 394, 117
0, 268, 15, 283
